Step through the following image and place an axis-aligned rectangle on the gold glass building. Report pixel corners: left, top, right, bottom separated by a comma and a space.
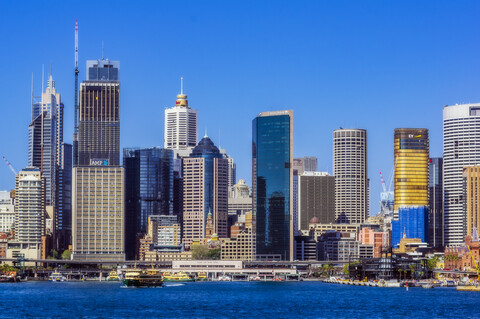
393, 128, 429, 218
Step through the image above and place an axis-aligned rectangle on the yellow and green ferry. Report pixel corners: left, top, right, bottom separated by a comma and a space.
123, 268, 163, 287
163, 272, 195, 282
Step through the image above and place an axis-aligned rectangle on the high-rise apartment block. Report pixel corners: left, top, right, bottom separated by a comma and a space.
298, 172, 335, 231
164, 78, 198, 154
333, 129, 368, 224
443, 103, 480, 245
72, 58, 124, 261
429, 157, 443, 249
252, 110, 293, 261
123, 147, 174, 259
7, 168, 45, 259
182, 136, 228, 248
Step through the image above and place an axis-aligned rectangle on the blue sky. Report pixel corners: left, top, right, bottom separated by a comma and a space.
1, 1, 480, 215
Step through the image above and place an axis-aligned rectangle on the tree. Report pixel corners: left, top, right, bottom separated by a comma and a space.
398, 269, 403, 280
61, 249, 71, 260
409, 264, 416, 279
206, 248, 221, 260
191, 245, 211, 260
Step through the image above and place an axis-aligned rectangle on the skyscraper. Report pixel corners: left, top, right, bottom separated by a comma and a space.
293, 156, 318, 175
164, 78, 198, 154
28, 75, 63, 208
443, 103, 480, 245
182, 136, 229, 248
333, 129, 368, 224
72, 58, 124, 261
55, 143, 72, 251
462, 166, 480, 238
78, 59, 120, 166
298, 172, 335, 231
252, 110, 293, 261
393, 129, 429, 217
123, 147, 174, 259
429, 157, 443, 249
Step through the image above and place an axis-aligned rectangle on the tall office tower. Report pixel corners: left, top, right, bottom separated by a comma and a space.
463, 166, 480, 238
393, 129, 429, 217
391, 129, 429, 247
123, 147, 174, 259
78, 59, 120, 166
293, 156, 318, 175
72, 58, 124, 261
0, 191, 14, 233
252, 110, 293, 261
293, 169, 299, 234
429, 157, 443, 249
28, 75, 63, 208
12, 168, 45, 259
333, 129, 368, 224
298, 172, 335, 231
443, 103, 480, 245
164, 78, 198, 154
55, 143, 72, 251
182, 136, 229, 248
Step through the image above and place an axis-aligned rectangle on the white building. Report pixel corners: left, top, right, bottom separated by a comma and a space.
443, 103, 480, 245
333, 129, 368, 224
164, 78, 198, 153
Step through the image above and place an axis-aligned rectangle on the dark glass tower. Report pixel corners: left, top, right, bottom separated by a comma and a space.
78, 59, 120, 166
429, 157, 443, 249
123, 147, 174, 260
56, 143, 72, 251
252, 110, 293, 261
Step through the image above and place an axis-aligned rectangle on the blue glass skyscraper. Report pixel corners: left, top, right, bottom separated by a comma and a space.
252, 110, 293, 261
123, 147, 174, 259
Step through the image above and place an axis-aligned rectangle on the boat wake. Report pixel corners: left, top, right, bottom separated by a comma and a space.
164, 283, 184, 287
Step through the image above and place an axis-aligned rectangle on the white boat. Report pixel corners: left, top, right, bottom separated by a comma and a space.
218, 275, 231, 281
249, 276, 261, 281
50, 271, 66, 282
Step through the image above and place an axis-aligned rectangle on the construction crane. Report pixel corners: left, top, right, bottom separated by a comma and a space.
2, 156, 17, 175
73, 19, 79, 166
379, 156, 398, 255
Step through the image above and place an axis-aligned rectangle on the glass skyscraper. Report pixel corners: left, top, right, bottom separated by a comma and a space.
123, 147, 174, 260
252, 110, 293, 261
429, 157, 443, 249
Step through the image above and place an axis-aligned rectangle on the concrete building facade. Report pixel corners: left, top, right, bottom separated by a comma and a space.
333, 129, 368, 224
443, 103, 480, 245
298, 172, 335, 231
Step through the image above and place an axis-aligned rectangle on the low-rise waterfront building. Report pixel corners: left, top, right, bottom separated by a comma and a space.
294, 236, 317, 261
444, 231, 480, 271
358, 227, 386, 258
317, 232, 359, 262
143, 250, 192, 262
221, 226, 254, 261
307, 222, 359, 241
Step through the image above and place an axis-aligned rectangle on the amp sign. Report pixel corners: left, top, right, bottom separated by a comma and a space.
90, 159, 109, 166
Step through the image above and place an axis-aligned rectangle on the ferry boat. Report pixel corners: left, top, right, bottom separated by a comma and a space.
163, 272, 195, 282
123, 268, 163, 288
196, 272, 208, 281
0, 274, 18, 283
249, 275, 261, 281
50, 271, 66, 282
107, 270, 119, 281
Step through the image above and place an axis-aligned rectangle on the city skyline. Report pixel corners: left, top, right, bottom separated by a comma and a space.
2, 2, 480, 216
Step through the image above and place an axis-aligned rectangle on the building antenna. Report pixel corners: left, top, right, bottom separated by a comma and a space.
41, 64, 44, 95
73, 19, 79, 166
181, 76, 184, 94
31, 72, 33, 120
219, 129, 221, 149
102, 40, 104, 60
50, 62, 52, 78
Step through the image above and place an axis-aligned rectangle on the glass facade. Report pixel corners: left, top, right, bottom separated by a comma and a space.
56, 143, 72, 251
86, 59, 120, 81
123, 148, 174, 260
393, 129, 429, 217
429, 157, 443, 249
392, 206, 429, 247
253, 112, 292, 260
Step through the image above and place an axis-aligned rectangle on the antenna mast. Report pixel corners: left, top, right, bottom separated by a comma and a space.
73, 20, 79, 166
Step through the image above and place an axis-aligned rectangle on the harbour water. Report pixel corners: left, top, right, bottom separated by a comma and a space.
0, 281, 478, 318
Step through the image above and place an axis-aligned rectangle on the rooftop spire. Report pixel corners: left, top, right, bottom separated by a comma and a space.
175, 77, 189, 108
181, 76, 183, 95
